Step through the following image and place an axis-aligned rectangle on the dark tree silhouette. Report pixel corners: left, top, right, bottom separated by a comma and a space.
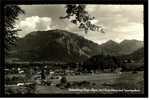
4, 5, 24, 54
60, 76, 67, 84
60, 4, 105, 34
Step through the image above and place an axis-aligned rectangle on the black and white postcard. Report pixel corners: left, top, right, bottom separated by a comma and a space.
0, 0, 148, 97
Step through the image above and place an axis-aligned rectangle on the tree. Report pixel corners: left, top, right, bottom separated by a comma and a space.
4, 5, 24, 54
60, 76, 67, 84
4, 4, 103, 54
60, 4, 104, 34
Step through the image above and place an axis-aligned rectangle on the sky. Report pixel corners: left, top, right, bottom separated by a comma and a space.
15, 4, 144, 44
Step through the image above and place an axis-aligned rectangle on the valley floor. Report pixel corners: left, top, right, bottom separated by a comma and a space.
33, 71, 144, 94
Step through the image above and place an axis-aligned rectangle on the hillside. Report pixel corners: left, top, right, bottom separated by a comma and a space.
8, 29, 102, 63
127, 47, 144, 62
119, 40, 143, 54
82, 47, 144, 71
7, 29, 144, 63
100, 40, 143, 55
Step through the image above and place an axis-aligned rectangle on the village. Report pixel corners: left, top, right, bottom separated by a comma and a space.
5, 59, 144, 94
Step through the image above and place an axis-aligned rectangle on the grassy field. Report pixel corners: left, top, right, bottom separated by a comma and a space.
33, 71, 144, 94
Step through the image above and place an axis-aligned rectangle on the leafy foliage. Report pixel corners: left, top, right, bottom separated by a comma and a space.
4, 5, 24, 54
60, 4, 104, 33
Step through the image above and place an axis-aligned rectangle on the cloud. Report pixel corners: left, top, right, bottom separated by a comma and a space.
112, 22, 144, 41
113, 22, 143, 34
64, 20, 79, 32
17, 5, 144, 44
16, 16, 52, 37
86, 5, 143, 25
90, 19, 99, 24
84, 5, 144, 43
85, 5, 97, 12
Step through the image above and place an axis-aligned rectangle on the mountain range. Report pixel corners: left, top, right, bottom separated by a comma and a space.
100, 39, 143, 55
7, 29, 144, 63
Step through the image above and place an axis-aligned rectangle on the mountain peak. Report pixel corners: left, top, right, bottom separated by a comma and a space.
11, 29, 102, 62
9, 29, 144, 62
119, 39, 143, 54
49, 29, 68, 33
107, 40, 118, 44
121, 39, 143, 44
102, 40, 118, 46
